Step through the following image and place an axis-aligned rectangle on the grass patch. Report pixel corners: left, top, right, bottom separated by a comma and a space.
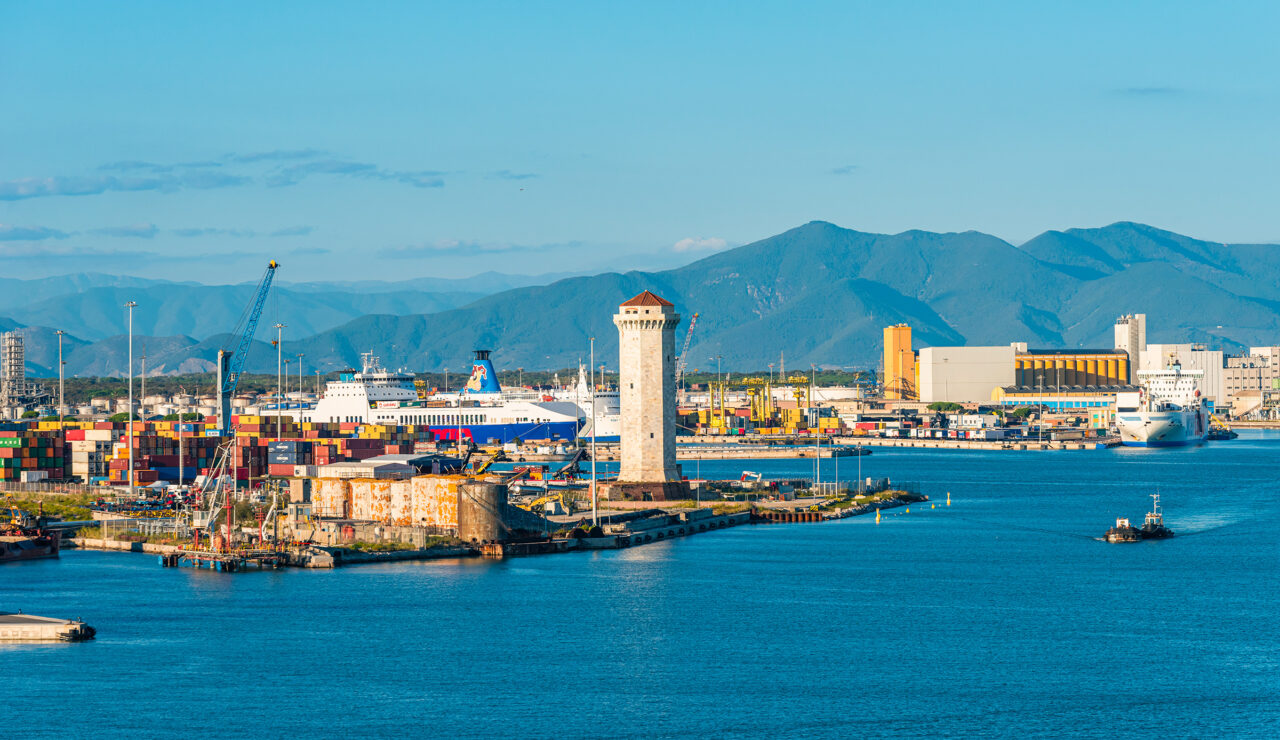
2, 492, 96, 521
344, 536, 462, 553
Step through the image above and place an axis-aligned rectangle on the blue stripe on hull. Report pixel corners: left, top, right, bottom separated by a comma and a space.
430, 421, 578, 444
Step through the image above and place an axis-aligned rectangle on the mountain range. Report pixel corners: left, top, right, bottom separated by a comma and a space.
4, 221, 1279, 377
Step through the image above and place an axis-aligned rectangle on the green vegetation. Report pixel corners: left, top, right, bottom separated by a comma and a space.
344, 536, 460, 552
927, 401, 963, 412
20, 410, 38, 419
161, 413, 203, 421
75, 525, 189, 546
816, 489, 912, 512
3, 492, 95, 521
25, 373, 335, 406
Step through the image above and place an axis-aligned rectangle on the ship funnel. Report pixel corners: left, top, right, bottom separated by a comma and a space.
463, 349, 502, 394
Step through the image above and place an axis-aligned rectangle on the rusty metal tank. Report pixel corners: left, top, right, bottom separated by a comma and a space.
457, 481, 508, 543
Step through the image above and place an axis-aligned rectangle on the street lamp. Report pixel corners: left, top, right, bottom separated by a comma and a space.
444, 367, 449, 394
768, 363, 775, 384
518, 367, 524, 388
297, 353, 304, 402
124, 301, 137, 494
589, 337, 597, 528
273, 323, 285, 442
54, 329, 65, 429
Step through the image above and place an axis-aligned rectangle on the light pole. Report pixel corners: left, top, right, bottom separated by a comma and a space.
314, 370, 321, 396
590, 337, 597, 528
55, 329, 65, 429
273, 323, 285, 442
297, 353, 304, 402
518, 367, 523, 388
444, 368, 449, 394
1037, 370, 1043, 445
768, 363, 775, 385
124, 301, 137, 494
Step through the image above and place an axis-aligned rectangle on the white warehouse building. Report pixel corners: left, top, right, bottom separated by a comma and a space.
1141, 343, 1225, 405
917, 345, 1020, 403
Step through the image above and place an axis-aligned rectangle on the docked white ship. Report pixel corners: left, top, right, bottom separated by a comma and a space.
1115, 362, 1209, 447
304, 351, 583, 444
549, 364, 621, 441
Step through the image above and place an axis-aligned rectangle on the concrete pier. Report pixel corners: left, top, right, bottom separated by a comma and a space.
0, 612, 95, 642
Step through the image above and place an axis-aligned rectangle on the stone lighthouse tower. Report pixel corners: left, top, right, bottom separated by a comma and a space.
611, 290, 686, 498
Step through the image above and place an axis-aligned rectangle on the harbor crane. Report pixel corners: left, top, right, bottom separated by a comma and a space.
216, 261, 279, 434
675, 312, 699, 386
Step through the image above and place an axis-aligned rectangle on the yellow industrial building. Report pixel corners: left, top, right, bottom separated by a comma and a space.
882, 324, 916, 400
1012, 350, 1129, 388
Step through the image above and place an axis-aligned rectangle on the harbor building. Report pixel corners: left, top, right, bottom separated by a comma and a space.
609, 290, 688, 500
882, 324, 916, 400
1114, 314, 1146, 383
1141, 344, 1225, 405
917, 345, 1018, 403
1013, 349, 1130, 388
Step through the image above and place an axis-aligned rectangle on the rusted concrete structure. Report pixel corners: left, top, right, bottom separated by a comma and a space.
305, 473, 547, 542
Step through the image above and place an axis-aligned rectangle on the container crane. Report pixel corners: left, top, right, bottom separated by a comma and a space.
675, 312, 699, 386
216, 261, 279, 434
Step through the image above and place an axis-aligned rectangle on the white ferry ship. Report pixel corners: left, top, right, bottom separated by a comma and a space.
549, 364, 621, 441
1115, 362, 1209, 447
304, 351, 581, 444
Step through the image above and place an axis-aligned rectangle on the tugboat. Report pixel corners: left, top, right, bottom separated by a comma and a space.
1104, 517, 1142, 543
0, 501, 61, 563
1139, 493, 1174, 540
1104, 493, 1174, 543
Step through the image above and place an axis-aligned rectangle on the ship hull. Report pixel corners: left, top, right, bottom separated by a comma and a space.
1116, 409, 1208, 447
429, 421, 579, 445
0, 534, 60, 563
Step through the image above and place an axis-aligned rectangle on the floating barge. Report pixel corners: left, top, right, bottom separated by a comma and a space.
0, 612, 95, 642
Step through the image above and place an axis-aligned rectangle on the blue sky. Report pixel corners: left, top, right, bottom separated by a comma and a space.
1, 1, 1277, 283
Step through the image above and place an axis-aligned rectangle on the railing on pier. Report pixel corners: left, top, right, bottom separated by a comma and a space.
0, 481, 99, 497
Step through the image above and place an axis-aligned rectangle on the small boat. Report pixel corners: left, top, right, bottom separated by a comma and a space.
1104, 493, 1174, 543
1139, 493, 1174, 539
1104, 517, 1142, 543
829, 445, 871, 457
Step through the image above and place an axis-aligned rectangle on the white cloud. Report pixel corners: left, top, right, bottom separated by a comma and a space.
673, 236, 729, 253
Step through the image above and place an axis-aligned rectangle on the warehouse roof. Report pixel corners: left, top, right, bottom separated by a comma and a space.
1017, 349, 1128, 355
363, 453, 465, 472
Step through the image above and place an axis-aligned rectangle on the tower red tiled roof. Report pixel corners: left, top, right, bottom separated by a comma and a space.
620, 290, 673, 307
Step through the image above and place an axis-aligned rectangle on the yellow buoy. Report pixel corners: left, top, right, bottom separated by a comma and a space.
875, 509, 881, 523
947, 492, 951, 506
905, 508, 910, 514
931, 503, 935, 509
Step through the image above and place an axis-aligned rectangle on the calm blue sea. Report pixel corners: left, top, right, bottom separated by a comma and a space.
5, 432, 1279, 739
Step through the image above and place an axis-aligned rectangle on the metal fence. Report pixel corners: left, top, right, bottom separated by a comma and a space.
0, 481, 99, 497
